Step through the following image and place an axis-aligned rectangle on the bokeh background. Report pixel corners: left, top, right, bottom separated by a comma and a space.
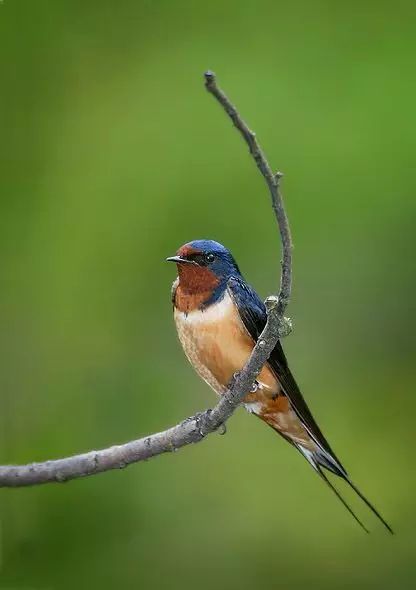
0, 1, 415, 588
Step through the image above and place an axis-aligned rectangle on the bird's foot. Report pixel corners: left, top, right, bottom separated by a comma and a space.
229, 371, 240, 389
250, 380, 260, 393
229, 372, 259, 394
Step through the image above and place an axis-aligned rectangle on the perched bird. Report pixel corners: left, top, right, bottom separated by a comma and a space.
167, 239, 393, 534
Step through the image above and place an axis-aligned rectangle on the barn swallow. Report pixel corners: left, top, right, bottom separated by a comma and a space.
167, 239, 393, 534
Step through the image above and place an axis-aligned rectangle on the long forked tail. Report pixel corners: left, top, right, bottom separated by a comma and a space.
299, 446, 394, 534
345, 476, 394, 534
316, 466, 369, 533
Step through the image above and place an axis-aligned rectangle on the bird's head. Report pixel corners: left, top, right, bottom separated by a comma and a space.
167, 240, 240, 298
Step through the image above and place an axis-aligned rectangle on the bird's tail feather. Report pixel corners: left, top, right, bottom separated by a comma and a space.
316, 465, 370, 533
344, 475, 394, 534
297, 445, 393, 534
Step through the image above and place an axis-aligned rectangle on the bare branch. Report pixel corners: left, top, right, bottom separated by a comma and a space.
0, 71, 293, 488
204, 70, 292, 314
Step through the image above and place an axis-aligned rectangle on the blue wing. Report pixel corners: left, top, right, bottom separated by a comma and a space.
227, 275, 345, 472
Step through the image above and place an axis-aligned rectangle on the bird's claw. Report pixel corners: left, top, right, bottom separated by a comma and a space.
250, 380, 259, 393
229, 371, 240, 389
229, 372, 259, 393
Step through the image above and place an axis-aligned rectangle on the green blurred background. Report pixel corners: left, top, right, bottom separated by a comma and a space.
0, 1, 415, 588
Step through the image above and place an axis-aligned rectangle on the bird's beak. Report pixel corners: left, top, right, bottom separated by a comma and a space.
166, 256, 195, 265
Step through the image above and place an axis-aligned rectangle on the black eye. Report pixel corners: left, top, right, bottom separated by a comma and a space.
205, 253, 215, 263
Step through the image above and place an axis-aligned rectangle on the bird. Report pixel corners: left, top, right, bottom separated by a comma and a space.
167, 239, 393, 534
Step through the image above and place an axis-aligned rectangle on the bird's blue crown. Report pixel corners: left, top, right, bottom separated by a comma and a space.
185, 240, 241, 280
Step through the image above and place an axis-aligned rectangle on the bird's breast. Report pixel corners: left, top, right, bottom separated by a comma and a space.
175, 291, 312, 448
173, 291, 278, 396
173, 284, 314, 450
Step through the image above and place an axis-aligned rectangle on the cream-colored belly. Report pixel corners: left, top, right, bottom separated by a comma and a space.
174, 291, 278, 397
174, 290, 314, 449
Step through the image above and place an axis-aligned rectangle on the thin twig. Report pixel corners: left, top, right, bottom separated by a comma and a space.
204, 71, 292, 314
0, 71, 293, 488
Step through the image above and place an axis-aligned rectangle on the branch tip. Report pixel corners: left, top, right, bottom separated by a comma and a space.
204, 70, 216, 88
